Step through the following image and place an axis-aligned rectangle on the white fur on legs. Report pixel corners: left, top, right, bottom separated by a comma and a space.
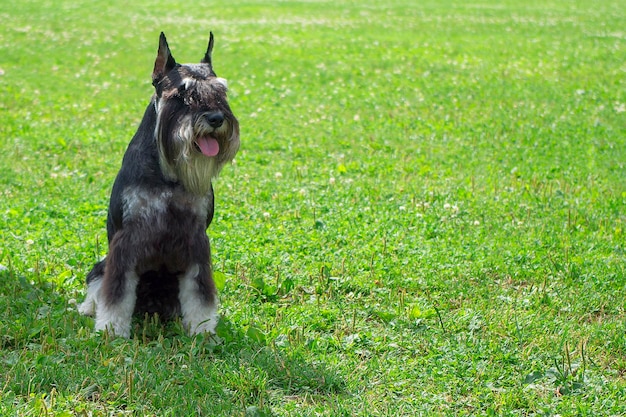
179, 264, 219, 335
78, 275, 103, 316
94, 271, 139, 338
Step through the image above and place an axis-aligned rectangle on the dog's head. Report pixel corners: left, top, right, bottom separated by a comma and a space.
151, 32, 240, 195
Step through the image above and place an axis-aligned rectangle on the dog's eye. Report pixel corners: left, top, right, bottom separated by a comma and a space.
177, 84, 186, 95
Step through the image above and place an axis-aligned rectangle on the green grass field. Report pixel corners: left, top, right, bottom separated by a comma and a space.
1, 0, 625, 415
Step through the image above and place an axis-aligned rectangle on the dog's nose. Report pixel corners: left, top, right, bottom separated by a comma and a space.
205, 112, 224, 128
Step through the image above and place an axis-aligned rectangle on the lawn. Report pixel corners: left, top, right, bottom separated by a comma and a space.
1, 0, 625, 415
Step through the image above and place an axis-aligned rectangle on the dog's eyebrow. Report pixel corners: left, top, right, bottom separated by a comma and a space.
215, 77, 228, 89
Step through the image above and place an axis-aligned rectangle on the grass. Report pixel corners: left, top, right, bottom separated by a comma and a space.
1, 0, 625, 415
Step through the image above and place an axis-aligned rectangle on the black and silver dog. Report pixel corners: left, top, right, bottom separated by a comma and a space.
79, 32, 240, 337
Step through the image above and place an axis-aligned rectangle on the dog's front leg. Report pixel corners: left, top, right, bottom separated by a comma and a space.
94, 232, 139, 338
179, 263, 219, 335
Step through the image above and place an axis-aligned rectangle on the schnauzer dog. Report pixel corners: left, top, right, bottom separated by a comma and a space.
78, 32, 240, 338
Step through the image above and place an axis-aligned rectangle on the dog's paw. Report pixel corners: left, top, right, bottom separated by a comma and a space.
95, 321, 132, 339
186, 320, 218, 336
77, 300, 95, 316
94, 305, 133, 338
185, 314, 218, 336
79, 274, 103, 317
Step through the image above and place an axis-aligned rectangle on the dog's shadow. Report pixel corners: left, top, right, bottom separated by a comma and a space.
133, 314, 346, 398
1, 269, 344, 413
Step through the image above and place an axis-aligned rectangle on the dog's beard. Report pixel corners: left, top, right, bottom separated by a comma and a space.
156, 109, 238, 196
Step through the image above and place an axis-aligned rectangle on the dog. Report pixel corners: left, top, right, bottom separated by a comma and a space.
78, 32, 240, 338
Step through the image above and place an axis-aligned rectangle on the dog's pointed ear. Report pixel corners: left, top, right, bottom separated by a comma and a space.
201, 32, 215, 71
152, 32, 177, 86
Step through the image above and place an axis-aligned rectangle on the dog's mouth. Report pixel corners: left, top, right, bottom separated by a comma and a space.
194, 135, 220, 157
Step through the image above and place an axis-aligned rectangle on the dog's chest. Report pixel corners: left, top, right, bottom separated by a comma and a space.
121, 186, 209, 230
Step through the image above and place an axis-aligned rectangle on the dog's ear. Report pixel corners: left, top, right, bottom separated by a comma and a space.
152, 32, 177, 86
201, 32, 215, 72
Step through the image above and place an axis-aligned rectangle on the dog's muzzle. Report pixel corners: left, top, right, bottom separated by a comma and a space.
193, 111, 227, 157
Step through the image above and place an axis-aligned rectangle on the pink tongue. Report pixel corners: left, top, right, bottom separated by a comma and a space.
196, 136, 220, 157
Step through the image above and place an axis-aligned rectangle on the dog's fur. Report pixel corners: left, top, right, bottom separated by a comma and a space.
78, 32, 239, 337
